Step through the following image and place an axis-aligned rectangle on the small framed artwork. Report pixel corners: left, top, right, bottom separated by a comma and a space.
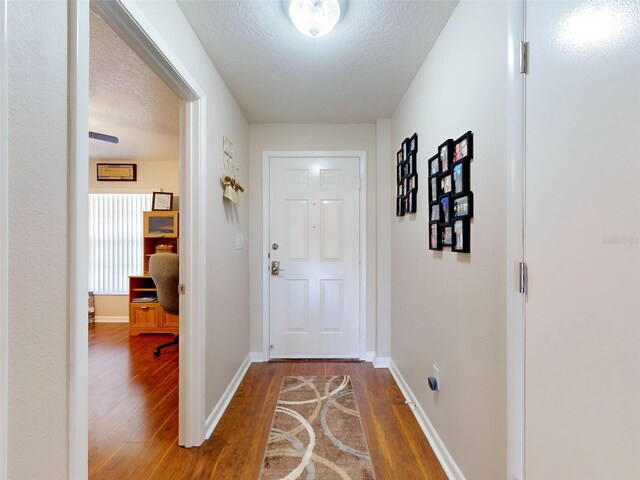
440, 174, 452, 194
430, 204, 439, 222
429, 176, 440, 202
438, 139, 453, 174
397, 149, 403, 165
452, 218, 470, 253
453, 192, 474, 218
429, 222, 442, 251
402, 138, 410, 161
397, 164, 403, 184
402, 162, 409, 178
396, 197, 405, 217
152, 191, 173, 211
397, 184, 403, 197
407, 153, 416, 176
428, 154, 439, 177
452, 131, 473, 164
97, 163, 137, 181
439, 194, 452, 226
407, 191, 417, 214
402, 177, 408, 196
409, 174, 418, 191
409, 132, 418, 154
441, 226, 453, 247
452, 160, 470, 195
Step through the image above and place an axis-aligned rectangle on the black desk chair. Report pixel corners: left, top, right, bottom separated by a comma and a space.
149, 253, 179, 357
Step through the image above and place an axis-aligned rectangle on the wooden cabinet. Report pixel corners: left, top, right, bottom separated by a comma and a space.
128, 210, 180, 336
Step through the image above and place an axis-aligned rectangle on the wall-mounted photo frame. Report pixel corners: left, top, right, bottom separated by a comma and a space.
438, 139, 453, 174
428, 154, 439, 177
452, 131, 473, 164
439, 194, 452, 226
442, 226, 453, 247
453, 192, 474, 218
430, 204, 439, 222
97, 163, 137, 182
429, 222, 442, 251
440, 174, 452, 194
402, 162, 409, 178
452, 218, 470, 253
429, 176, 440, 203
397, 149, 403, 165
396, 196, 405, 217
452, 160, 470, 195
409, 132, 418, 154
409, 174, 418, 191
402, 138, 410, 161
152, 191, 174, 211
407, 153, 416, 176
407, 191, 417, 213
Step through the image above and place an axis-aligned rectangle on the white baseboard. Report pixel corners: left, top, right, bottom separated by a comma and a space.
389, 360, 466, 480
94, 315, 128, 323
373, 354, 390, 368
204, 354, 252, 439
250, 351, 268, 362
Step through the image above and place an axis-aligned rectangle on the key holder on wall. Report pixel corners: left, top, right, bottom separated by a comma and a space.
221, 136, 245, 204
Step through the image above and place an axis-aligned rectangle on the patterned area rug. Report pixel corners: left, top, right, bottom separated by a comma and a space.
259, 376, 376, 480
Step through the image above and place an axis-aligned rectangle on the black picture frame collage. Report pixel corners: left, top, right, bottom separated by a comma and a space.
396, 133, 418, 216
428, 131, 474, 253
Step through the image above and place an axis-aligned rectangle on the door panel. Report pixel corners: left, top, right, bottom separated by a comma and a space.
269, 156, 360, 358
526, 2, 640, 478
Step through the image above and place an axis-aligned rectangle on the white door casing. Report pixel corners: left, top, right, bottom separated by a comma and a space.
525, 2, 640, 478
0, 1, 7, 478
264, 152, 365, 359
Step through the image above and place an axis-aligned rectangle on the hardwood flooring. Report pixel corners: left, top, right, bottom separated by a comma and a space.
89, 323, 447, 479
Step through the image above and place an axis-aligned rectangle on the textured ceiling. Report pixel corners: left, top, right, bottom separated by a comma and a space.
89, 12, 179, 162
178, 0, 458, 123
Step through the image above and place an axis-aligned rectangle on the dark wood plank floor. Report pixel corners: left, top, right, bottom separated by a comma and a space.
89, 323, 447, 479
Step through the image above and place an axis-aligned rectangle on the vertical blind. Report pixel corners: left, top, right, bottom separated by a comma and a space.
88, 194, 151, 294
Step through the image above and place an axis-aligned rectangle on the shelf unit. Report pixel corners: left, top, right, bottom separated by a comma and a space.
128, 210, 179, 336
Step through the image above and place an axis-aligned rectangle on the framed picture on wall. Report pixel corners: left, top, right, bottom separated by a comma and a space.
438, 139, 453, 174
452, 160, 470, 194
396, 196, 405, 216
453, 192, 474, 218
429, 222, 442, 251
430, 204, 439, 222
409, 132, 418, 154
439, 194, 452, 226
452, 131, 473, 164
428, 154, 439, 177
440, 174, 452, 194
429, 176, 440, 202
407, 191, 417, 213
452, 218, 470, 253
402, 138, 410, 161
407, 153, 416, 176
397, 149, 403, 165
442, 226, 453, 247
409, 174, 418, 191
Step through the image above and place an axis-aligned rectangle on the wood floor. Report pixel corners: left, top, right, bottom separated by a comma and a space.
89, 323, 447, 479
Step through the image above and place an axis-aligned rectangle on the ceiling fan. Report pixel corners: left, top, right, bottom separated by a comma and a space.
89, 131, 119, 144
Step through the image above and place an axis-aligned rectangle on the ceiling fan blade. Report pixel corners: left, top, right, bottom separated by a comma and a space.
89, 131, 119, 144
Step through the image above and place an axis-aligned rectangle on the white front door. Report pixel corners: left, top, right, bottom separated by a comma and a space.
269, 155, 360, 358
525, 2, 640, 478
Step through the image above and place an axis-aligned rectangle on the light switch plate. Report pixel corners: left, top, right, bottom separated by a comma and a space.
235, 234, 244, 249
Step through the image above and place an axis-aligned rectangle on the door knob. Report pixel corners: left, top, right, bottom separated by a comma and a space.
271, 260, 285, 276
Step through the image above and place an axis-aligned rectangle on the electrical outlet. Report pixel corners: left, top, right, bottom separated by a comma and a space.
433, 365, 440, 388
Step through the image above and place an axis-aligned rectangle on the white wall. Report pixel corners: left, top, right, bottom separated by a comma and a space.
7, 2, 70, 478
390, 2, 508, 479
248, 124, 378, 357
130, 1, 250, 416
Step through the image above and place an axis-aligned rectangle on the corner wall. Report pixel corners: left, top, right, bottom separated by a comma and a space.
248, 124, 378, 358
389, 2, 508, 478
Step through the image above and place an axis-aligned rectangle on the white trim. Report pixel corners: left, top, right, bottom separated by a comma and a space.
0, 1, 8, 478
94, 316, 128, 323
506, 1, 526, 478
68, 3, 90, 478
365, 351, 374, 363
261, 151, 368, 361
84, 0, 208, 449
389, 360, 466, 480
372, 355, 390, 369
250, 351, 268, 362
204, 355, 252, 439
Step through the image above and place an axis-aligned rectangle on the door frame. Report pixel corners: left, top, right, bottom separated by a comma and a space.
69, 1, 208, 476
261, 151, 367, 360
0, 1, 7, 477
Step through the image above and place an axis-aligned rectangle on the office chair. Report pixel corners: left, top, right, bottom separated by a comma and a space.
149, 253, 179, 357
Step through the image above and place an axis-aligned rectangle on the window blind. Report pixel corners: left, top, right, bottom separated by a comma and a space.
88, 194, 151, 294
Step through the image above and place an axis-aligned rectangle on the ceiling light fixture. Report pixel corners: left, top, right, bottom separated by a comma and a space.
289, 0, 341, 37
